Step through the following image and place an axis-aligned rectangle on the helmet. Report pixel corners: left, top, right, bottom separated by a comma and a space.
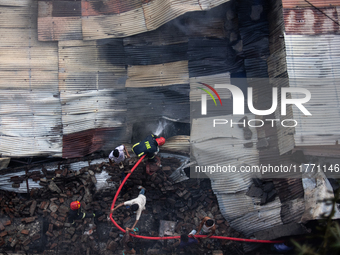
70, 201, 81, 211
156, 137, 166, 146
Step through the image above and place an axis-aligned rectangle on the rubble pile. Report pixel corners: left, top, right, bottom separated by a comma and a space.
0, 156, 244, 254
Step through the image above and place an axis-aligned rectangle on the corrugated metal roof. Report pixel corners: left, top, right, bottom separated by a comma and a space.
143, 0, 201, 31
190, 113, 259, 193
217, 193, 283, 237
41, 0, 231, 41
285, 34, 340, 146
0, 0, 62, 157
125, 60, 189, 87
37, 1, 82, 41
81, 0, 143, 16
282, 0, 340, 8
284, 7, 339, 35
38, 17, 82, 41
82, 8, 147, 40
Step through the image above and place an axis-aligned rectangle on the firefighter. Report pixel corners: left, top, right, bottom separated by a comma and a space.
68, 201, 95, 225
131, 134, 165, 163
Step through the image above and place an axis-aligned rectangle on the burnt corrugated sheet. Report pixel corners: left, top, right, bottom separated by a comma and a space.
282, 0, 340, 8
81, 0, 143, 16
285, 33, 340, 146
38, 1, 82, 41
126, 85, 190, 123
123, 11, 226, 47
188, 38, 243, 77
125, 43, 188, 65
62, 127, 121, 158
125, 61, 189, 87
0, 0, 62, 157
284, 7, 339, 35
40, 0, 231, 41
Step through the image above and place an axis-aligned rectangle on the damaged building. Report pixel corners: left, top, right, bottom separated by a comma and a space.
1, 0, 340, 254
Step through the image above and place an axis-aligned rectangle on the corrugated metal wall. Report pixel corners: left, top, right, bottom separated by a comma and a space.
0, 0, 62, 157
1, 0, 234, 158
37, 0, 231, 41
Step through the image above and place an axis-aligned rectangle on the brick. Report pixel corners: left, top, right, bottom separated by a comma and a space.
162, 166, 171, 171
22, 217, 36, 223
10, 238, 18, 247
29, 200, 37, 216
57, 216, 66, 222
106, 240, 118, 251
50, 243, 57, 249
0, 231, 7, 237
53, 221, 64, 228
212, 251, 223, 255
4, 220, 11, 226
71, 234, 78, 242
66, 227, 75, 235
48, 224, 53, 233
21, 230, 29, 235
58, 205, 69, 214
109, 232, 118, 238
40, 201, 47, 209
22, 238, 31, 246
49, 203, 59, 213
45, 231, 53, 237
0, 238, 5, 247
0, 222, 4, 231
31, 234, 40, 241
50, 212, 58, 219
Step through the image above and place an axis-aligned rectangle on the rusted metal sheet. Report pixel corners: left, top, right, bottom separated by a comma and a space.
52, 1, 81, 17
62, 127, 117, 158
282, 0, 340, 8
284, 7, 339, 35
81, 0, 143, 16
125, 60, 189, 87
38, 16, 82, 41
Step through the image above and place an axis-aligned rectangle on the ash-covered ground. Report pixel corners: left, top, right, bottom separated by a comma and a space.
0, 156, 245, 255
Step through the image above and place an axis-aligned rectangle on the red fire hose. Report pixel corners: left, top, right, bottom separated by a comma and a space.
109, 155, 284, 243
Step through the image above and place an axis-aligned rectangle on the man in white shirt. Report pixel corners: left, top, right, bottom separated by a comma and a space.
109, 144, 130, 169
110, 186, 146, 231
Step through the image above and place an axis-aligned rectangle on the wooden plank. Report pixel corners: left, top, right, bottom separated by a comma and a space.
125, 60, 189, 87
